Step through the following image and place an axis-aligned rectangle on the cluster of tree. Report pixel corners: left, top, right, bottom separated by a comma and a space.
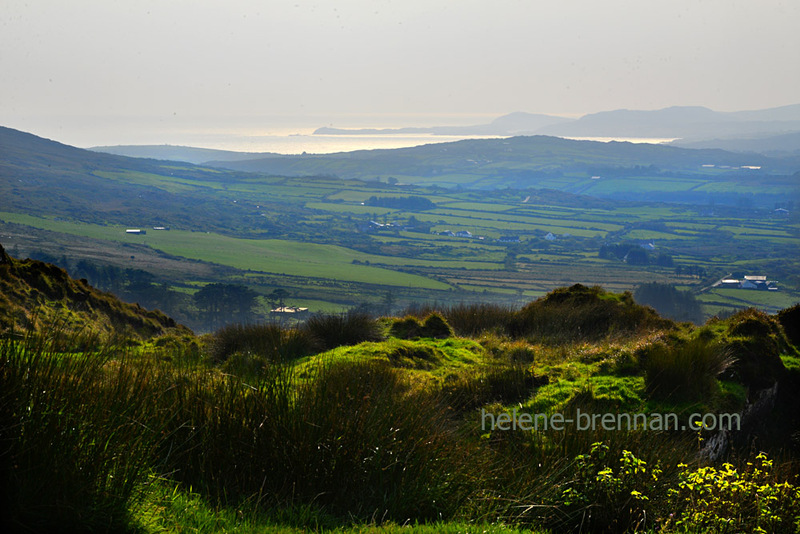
598, 243, 673, 266
633, 282, 704, 324
193, 283, 259, 330
675, 264, 707, 278
364, 196, 437, 210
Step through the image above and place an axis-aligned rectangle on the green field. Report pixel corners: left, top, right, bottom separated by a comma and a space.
2, 136, 798, 326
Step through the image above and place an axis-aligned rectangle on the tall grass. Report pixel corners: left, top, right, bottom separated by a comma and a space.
401, 302, 516, 337
0, 327, 161, 532
643, 337, 735, 401
302, 310, 384, 351
209, 322, 317, 363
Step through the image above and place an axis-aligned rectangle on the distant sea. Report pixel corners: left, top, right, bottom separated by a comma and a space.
81, 131, 675, 155
15, 115, 675, 155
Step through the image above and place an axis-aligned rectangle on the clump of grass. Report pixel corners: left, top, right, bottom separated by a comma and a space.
778, 304, 800, 347
509, 284, 672, 343
442, 303, 516, 337
208, 322, 316, 364
442, 363, 541, 411
303, 310, 384, 351
723, 308, 792, 389
480, 335, 537, 364
389, 312, 454, 340
643, 337, 734, 402
0, 327, 163, 532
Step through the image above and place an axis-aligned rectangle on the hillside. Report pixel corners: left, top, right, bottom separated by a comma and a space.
206, 134, 800, 204
0, 243, 186, 338
89, 144, 280, 165
0, 125, 274, 232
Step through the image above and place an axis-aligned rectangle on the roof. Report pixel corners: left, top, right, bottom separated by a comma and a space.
270, 306, 309, 314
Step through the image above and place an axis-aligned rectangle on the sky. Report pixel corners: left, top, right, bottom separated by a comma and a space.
1, 0, 799, 146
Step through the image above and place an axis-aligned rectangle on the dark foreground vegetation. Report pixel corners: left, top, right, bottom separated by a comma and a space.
2, 273, 800, 532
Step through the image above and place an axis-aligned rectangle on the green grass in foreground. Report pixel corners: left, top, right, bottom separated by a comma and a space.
3, 288, 800, 533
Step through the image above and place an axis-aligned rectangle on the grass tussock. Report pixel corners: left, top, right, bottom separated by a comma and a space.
389, 312, 454, 339
209, 322, 316, 364
509, 284, 673, 343
302, 310, 384, 351
643, 337, 735, 402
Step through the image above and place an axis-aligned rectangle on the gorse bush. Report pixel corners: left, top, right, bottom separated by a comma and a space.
666, 453, 800, 533
559, 442, 663, 532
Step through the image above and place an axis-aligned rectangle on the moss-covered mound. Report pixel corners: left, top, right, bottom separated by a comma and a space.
0, 243, 187, 339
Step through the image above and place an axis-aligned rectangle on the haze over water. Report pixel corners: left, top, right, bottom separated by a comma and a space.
58, 114, 676, 155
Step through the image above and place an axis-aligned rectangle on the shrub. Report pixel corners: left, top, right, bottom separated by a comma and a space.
303, 310, 383, 351
666, 453, 800, 533
558, 442, 663, 532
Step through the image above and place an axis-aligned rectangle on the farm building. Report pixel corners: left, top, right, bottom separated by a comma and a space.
125, 229, 146, 235
715, 275, 777, 291
270, 306, 309, 317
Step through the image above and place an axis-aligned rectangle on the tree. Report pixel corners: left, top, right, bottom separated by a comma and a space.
194, 283, 258, 330
268, 288, 290, 309
634, 283, 703, 324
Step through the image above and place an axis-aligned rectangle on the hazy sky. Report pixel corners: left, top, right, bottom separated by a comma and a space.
2, 0, 798, 144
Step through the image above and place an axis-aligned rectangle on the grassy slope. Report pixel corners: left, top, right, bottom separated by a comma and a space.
0, 243, 187, 338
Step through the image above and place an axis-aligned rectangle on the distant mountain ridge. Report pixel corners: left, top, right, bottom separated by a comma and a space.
537, 104, 800, 139
315, 104, 800, 144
